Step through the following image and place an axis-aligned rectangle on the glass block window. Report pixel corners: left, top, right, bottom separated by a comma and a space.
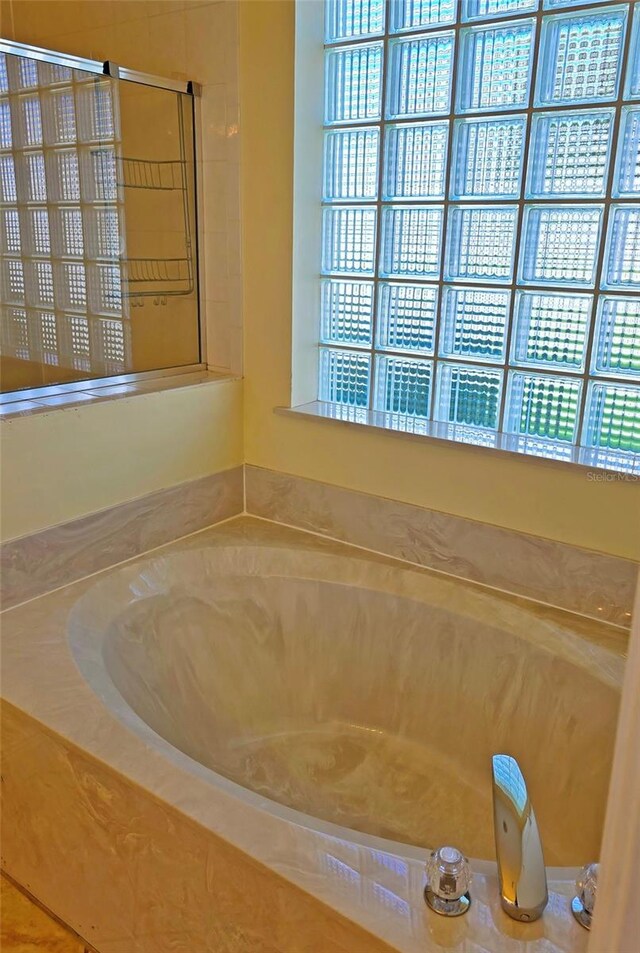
536, 6, 627, 105
452, 115, 526, 198
380, 205, 444, 276
527, 109, 615, 198
440, 286, 509, 360
445, 205, 517, 281
324, 127, 380, 200
384, 121, 449, 199
319, 0, 639, 463
457, 20, 535, 112
319, 346, 371, 405
377, 282, 438, 351
321, 279, 374, 344
375, 353, 432, 416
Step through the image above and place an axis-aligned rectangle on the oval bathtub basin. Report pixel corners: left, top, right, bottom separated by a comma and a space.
68, 544, 622, 867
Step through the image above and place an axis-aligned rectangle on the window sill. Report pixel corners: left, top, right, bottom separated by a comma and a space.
0, 370, 240, 420
277, 401, 640, 478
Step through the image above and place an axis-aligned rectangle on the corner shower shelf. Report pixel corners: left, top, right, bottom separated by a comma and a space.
123, 256, 193, 297
116, 157, 187, 191
113, 156, 194, 299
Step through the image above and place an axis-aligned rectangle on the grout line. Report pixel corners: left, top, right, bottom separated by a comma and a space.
1, 871, 99, 953
242, 511, 631, 633
242, 461, 247, 514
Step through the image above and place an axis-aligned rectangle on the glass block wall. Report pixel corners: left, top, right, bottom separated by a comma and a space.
319, 0, 640, 461
0, 52, 129, 382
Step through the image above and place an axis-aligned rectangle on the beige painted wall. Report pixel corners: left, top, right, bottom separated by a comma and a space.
0, 0, 244, 542
0, 378, 243, 541
239, 0, 640, 560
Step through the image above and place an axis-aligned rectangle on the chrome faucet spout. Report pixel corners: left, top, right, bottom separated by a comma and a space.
492, 754, 548, 922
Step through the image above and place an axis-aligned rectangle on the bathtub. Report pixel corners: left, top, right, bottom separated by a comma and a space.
1, 518, 626, 952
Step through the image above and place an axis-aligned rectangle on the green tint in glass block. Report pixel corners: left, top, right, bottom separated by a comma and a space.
512, 291, 592, 370
592, 296, 640, 378
320, 279, 374, 346
440, 286, 509, 362
319, 347, 371, 407
377, 282, 437, 353
585, 381, 640, 452
435, 363, 503, 429
506, 371, 581, 441
375, 354, 433, 417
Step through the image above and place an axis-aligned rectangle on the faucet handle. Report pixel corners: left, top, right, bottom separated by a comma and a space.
424, 846, 472, 917
572, 862, 599, 930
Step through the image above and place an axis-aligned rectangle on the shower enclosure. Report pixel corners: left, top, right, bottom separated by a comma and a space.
0, 40, 202, 394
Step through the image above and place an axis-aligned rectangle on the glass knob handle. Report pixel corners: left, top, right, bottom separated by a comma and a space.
572, 862, 599, 930
424, 845, 472, 917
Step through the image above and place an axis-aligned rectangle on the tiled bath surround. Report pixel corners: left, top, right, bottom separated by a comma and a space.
2, 518, 606, 953
0, 466, 243, 609
1, 463, 636, 624
0, 466, 631, 950
245, 465, 638, 627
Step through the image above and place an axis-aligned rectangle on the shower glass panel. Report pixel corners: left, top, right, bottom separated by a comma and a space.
0, 48, 200, 394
